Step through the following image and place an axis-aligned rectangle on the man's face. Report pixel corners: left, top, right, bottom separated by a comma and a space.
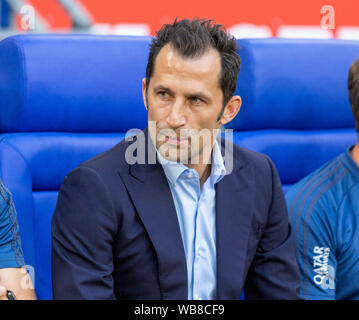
143, 43, 240, 164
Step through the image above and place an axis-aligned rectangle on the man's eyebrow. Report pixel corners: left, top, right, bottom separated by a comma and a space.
153, 85, 212, 102
153, 85, 173, 93
186, 92, 212, 102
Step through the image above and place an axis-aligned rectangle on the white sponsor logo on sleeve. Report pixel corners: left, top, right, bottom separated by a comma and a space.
312, 246, 335, 290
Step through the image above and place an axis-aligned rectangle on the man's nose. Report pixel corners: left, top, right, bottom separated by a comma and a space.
166, 99, 186, 128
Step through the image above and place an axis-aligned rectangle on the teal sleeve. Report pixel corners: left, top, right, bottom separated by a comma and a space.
0, 182, 25, 268
286, 184, 337, 300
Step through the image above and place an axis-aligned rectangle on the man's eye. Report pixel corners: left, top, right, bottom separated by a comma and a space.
191, 97, 203, 104
158, 91, 169, 98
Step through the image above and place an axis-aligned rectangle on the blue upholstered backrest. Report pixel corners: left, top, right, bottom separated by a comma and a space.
0, 34, 151, 299
0, 35, 358, 299
232, 38, 359, 191
233, 39, 359, 131
0, 34, 150, 132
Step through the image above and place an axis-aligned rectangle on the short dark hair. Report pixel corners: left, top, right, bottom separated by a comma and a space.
348, 59, 359, 133
145, 18, 241, 108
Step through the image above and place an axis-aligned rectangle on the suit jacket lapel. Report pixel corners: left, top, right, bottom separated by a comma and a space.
216, 152, 255, 300
119, 130, 187, 300
119, 130, 256, 300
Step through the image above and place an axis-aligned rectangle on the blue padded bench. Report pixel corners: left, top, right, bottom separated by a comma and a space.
0, 35, 358, 300
0, 34, 151, 299
232, 38, 359, 193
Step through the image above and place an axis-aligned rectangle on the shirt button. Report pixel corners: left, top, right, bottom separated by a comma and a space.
197, 248, 203, 256
186, 172, 193, 179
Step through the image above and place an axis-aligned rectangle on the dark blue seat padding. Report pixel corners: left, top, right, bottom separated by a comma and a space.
0, 35, 358, 299
233, 38, 359, 131
232, 38, 359, 192
0, 34, 151, 299
233, 129, 357, 193
0, 34, 150, 132
0, 133, 126, 299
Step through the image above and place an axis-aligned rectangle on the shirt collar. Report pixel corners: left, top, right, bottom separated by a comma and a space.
341, 145, 359, 181
157, 150, 187, 185
157, 139, 227, 186
210, 138, 227, 184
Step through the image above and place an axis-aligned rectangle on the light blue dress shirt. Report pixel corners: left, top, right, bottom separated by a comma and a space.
157, 140, 226, 300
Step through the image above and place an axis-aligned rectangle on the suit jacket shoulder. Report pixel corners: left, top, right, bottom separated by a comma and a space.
79, 137, 132, 175
221, 137, 276, 188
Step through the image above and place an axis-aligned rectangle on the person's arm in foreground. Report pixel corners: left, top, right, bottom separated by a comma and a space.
286, 184, 337, 300
244, 156, 302, 299
0, 181, 36, 300
0, 268, 36, 300
52, 166, 117, 300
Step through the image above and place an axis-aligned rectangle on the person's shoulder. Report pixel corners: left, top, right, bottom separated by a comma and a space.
287, 153, 347, 198
0, 181, 16, 232
58, 136, 133, 188
82, 137, 131, 171
234, 143, 270, 163
221, 138, 274, 172
0, 180, 11, 210
286, 152, 349, 218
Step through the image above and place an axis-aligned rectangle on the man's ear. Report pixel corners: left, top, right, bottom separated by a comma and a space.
218, 95, 242, 126
142, 78, 148, 110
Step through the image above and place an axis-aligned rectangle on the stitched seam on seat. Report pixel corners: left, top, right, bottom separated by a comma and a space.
12, 37, 28, 131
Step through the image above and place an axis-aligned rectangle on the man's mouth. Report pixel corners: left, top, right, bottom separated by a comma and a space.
165, 135, 185, 146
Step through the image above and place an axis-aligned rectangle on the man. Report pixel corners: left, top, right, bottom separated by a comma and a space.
0, 179, 36, 300
52, 19, 301, 300
286, 59, 359, 300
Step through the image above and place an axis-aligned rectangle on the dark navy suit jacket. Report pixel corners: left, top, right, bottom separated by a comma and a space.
51, 129, 301, 300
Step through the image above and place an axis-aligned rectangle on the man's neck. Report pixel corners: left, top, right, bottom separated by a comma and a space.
187, 162, 212, 188
186, 144, 214, 188
350, 143, 359, 166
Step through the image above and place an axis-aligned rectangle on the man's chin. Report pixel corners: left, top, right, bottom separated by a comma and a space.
156, 144, 190, 164
158, 151, 189, 164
